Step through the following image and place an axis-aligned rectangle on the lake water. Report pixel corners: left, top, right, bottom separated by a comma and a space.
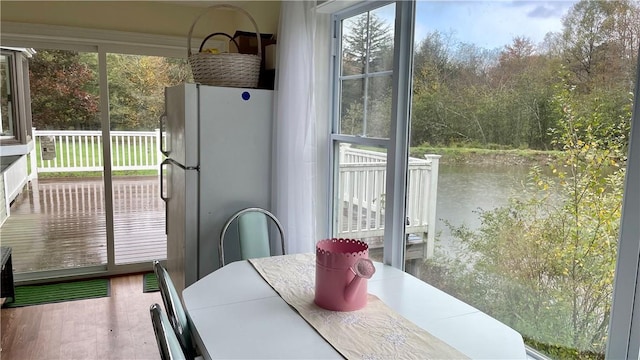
434, 164, 533, 249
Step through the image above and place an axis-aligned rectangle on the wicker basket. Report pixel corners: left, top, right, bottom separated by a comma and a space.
187, 4, 262, 88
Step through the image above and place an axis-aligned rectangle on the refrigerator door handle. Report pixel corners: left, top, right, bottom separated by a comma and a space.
160, 158, 170, 203
160, 158, 171, 235
159, 113, 169, 156
160, 158, 196, 235
160, 158, 189, 202
160, 158, 187, 235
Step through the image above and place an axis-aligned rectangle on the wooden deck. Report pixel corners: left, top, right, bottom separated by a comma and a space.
0, 176, 166, 274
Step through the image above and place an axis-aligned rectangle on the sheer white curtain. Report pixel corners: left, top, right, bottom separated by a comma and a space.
272, 1, 318, 254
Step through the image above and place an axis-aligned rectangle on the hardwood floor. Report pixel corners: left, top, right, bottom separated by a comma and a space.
0, 274, 163, 360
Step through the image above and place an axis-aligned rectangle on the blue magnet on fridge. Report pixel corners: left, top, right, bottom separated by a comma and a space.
241, 91, 251, 101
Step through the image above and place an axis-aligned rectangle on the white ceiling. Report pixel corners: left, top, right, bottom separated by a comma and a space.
161, 1, 274, 8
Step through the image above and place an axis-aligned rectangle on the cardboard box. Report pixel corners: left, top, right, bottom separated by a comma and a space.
232, 30, 276, 56
232, 31, 277, 90
265, 44, 277, 70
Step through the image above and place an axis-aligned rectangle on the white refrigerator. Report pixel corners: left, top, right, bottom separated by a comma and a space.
160, 83, 274, 294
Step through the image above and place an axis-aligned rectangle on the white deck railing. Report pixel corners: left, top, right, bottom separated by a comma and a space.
28, 130, 440, 258
337, 145, 440, 258
30, 128, 163, 176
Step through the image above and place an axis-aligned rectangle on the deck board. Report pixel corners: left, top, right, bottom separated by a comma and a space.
0, 176, 166, 274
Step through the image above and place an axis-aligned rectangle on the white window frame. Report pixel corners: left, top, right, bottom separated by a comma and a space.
330, 1, 639, 358
606, 49, 640, 359
330, 1, 414, 269
0, 48, 33, 147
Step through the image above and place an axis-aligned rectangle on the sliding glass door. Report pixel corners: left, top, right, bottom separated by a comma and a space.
106, 53, 186, 266
0, 42, 188, 279
0, 47, 108, 277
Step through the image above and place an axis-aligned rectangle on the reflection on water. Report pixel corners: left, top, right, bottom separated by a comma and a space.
435, 164, 532, 250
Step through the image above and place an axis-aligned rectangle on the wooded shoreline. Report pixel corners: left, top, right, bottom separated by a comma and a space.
411, 146, 561, 166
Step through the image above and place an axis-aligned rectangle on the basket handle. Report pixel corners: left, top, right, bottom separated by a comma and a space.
198, 32, 241, 53
187, 4, 262, 59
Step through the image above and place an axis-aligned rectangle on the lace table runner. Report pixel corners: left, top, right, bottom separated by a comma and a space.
249, 253, 469, 360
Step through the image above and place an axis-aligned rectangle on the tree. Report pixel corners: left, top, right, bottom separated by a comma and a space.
560, 0, 640, 92
500, 36, 536, 63
29, 49, 188, 131
411, 31, 455, 146
489, 37, 560, 149
422, 79, 630, 357
342, 12, 393, 75
340, 11, 394, 137
413, 30, 456, 83
107, 54, 188, 131
411, 32, 488, 146
409, 0, 638, 150
29, 50, 100, 130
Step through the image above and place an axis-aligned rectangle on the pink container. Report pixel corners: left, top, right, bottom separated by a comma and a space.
314, 238, 375, 311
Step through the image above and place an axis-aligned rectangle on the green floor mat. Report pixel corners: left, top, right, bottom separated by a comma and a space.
143, 272, 159, 293
3, 278, 110, 308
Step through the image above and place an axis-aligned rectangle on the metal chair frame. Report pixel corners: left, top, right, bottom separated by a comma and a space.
219, 207, 285, 267
150, 303, 188, 360
153, 260, 196, 359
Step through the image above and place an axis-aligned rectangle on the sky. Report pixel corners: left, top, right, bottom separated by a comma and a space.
376, 1, 578, 50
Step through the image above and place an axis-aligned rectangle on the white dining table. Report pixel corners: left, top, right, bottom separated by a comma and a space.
182, 257, 527, 359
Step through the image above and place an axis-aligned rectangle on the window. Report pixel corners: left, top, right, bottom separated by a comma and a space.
331, 2, 397, 263
330, 1, 639, 358
339, 8, 394, 138
1, 53, 16, 140
0, 48, 32, 145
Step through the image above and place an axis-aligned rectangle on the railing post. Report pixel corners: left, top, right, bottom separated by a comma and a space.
339, 143, 350, 164
424, 154, 441, 258
29, 127, 38, 181
155, 128, 162, 176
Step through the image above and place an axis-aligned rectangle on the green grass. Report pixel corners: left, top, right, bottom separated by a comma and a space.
3, 279, 110, 308
35, 170, 159, 179
410, 146, 563, 166
349, 144, 562, 166
34, 137, 161, 170
30, 136, 163, 178
30, 135, 563, 178
524, 336, 604, 360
